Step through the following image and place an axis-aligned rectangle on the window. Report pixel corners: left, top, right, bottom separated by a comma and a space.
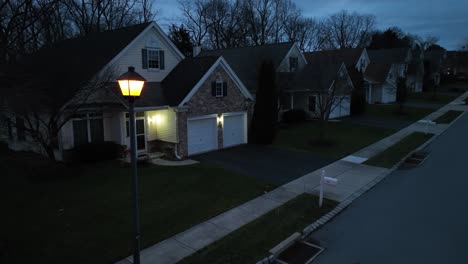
216, 81, 223, 97
147, 48, 160, 69
7, 118, 13, 140
308, 96, 317, 112
16, 117, 25, 141
289, 57, 298, 71
72, 113, 104, 146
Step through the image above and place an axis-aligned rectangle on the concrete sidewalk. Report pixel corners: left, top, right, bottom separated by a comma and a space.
117, 92, 468, 264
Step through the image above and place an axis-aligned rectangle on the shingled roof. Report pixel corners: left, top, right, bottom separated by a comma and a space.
364, 62, 392, 83
367, 48, 410, 64
198, 42, 295, 92
3, 22, 153, 110
304, 48, 364, 68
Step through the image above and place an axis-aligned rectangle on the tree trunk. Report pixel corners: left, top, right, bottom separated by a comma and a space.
44, 145, 56, 161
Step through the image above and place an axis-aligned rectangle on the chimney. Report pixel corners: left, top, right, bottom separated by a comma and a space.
193, 46, 202, 57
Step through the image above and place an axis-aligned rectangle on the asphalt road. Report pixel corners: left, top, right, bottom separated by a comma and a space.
308, 112, 468, 264
192, 144, 334, 185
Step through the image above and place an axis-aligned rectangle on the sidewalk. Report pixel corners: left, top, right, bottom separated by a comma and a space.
117, 92, 468, 264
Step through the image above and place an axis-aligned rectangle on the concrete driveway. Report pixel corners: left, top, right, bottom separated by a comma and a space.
192, 144, 334, 185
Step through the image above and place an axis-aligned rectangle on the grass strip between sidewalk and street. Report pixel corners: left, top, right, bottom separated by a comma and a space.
179, 194, 338, 264
433, 110, 464, 124
364, 132, 433, 168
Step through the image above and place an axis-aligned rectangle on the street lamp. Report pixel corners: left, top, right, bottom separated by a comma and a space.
117, 66, 146, 264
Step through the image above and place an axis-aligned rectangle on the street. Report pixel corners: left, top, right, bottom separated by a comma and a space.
309, 113, 468, 264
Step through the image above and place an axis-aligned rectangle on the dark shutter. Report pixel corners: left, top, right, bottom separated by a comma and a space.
142, 49, 148, 69
159, 50, 165, 69
222, 82, 227, 96
211, 81, 216, 96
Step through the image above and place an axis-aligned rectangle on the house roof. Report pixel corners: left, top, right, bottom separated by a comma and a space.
446, 51, 468, 67
367, 48, 410, 64
364, 62, 392, 83
3, 22, 153, 109
198, 42, 295, 92
162, 56, 220, 106
281, 52, 344, 92
304, 48, 364, 68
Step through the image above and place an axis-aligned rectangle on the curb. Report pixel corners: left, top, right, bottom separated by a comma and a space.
256, 97, 467, 264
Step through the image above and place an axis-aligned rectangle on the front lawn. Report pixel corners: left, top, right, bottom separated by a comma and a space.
434, 110, 464, 124
0, 149, 274, 264
365, 132, 433, 168
365, 104, 434, 122
274, 121, 396, 160
179, 194, 337, 264
407, 92, 458, 104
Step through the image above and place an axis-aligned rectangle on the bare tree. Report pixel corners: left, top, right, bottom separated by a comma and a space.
1, 66, 118, 160
283, 12, 326, 52
242, 0, 276, 45
322, 10, 376, 49
178, 0, 211, 45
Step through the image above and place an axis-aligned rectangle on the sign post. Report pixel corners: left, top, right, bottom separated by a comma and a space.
319, 170, 339, 208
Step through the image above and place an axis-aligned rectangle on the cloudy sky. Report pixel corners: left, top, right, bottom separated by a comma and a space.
155, 0, 468, 50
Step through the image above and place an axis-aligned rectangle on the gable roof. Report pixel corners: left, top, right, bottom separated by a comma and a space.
304, 48, 364, 68
162, 56, 220, 106
367, 48, 410, 64
364, 62, 392, 83
3, 22, 155, 109
198, 42, 296, 92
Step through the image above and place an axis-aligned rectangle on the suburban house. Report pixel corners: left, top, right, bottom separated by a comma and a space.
365, 48, 413, 103
0, 22, 254, 160
444, 51, 468, 77
406, 47, 425, 92
197, 42, 308, 95
424, 49, 447, 87
279, 51, 355, 119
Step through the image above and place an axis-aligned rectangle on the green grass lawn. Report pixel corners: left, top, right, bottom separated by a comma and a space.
0, 149, 274, 264
274, 122, 396, 160
407, 92, 458, 104
365, 132, 433, 168
179, 194, 337, 264
434, 110, 464, 124
365, 104, 434, 122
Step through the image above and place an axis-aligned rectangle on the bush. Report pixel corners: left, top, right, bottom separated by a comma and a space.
282, 109, 307, 124
74, 141, 125, 162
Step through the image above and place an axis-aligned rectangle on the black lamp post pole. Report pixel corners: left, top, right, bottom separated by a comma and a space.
128, 96, 141, 264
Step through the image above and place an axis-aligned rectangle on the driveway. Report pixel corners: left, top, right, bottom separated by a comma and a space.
192, 144, 334, 185
307, 113, 468, 264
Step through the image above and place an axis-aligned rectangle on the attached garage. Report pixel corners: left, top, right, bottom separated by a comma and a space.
223, 112, 247, 148
329, 96, 351, 119
187, 115, 218, 155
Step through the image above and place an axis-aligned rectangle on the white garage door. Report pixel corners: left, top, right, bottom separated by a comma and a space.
223, 112, 247, 148
329, 96, 351, 119
187, 116, 218, 155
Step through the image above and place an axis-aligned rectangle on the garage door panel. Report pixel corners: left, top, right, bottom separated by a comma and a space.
187, 117, 218, 155
223, 113, 247, 148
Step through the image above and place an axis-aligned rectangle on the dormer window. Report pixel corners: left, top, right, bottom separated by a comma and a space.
289, 57, 298, 71
147, 48, 160, 69
142, 38, 165, 70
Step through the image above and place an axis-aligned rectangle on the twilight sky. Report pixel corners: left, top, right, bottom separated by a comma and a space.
155, 0, 468, 50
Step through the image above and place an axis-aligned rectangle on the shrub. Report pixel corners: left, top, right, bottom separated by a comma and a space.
282, 109, 307, 123
74, 141, 125, 162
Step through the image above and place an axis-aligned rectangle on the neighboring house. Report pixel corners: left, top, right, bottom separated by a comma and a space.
444, 51, 468, 77
279, 52, 354, 119
365, 48, 413, 103
198, 42, 308, 95
1, 22, 253, 159
364, 62, 399, 104
424, 49, 447, 87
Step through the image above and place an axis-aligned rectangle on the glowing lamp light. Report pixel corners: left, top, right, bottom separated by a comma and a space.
217, 114, 224, 126
117, 66, 146, 97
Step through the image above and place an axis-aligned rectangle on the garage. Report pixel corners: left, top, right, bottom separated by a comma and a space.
329, 96, 351, 119
187, 115, 218, 155
223, 112, 247, 148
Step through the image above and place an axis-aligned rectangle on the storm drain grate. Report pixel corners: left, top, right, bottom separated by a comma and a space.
402, 151, 429, 168
275, 241, 324, 264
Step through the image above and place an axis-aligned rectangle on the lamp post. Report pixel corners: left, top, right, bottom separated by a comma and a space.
117, 66, 146, 264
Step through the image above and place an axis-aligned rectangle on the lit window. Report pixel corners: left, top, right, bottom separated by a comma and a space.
147, 49, 160, 69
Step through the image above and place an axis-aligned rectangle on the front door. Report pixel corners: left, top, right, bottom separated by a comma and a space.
126, 112, 146, 153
